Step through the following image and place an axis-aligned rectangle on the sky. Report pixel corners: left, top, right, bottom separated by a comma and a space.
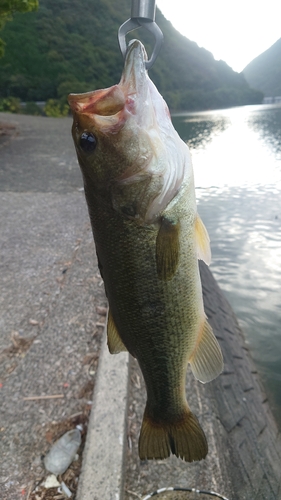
156, 0, 281, 72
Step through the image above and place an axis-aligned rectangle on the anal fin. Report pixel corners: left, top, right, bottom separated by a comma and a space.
189, 319, 223, 383
156, 216, 180, 281
107, 310, 127, 354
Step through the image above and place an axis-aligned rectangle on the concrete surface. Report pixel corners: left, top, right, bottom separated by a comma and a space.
0, 113, 107, 499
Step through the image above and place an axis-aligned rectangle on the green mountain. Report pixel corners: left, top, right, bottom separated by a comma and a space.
243, 38, 281, 97
0, 0, 38, 57
0, 0, 263, 111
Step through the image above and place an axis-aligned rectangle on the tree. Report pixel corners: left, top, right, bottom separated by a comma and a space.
0, 0, 38, 57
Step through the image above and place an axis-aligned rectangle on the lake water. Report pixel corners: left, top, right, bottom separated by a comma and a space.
172, 104, 281, 427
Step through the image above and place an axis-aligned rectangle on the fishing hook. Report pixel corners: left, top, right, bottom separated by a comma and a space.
118, 0, 163, 70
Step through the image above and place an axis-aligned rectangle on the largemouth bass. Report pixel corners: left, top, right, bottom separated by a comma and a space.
68, 40, 223, 462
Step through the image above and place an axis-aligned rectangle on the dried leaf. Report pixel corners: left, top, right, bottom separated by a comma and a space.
96, 306, 107, 316
29, 319, 39, 325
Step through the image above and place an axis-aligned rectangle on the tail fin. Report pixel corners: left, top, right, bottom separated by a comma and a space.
139, 407, 208, 462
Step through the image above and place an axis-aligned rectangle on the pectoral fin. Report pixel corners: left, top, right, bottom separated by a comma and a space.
189, 319, 223, 383
107, 310, 127, 354
195, 213, 211, 265
156, 216, 180, 281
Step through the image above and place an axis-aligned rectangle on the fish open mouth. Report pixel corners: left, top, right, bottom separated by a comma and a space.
68, 40, 148, 121
68, 83, 129, 134
68, 85, 126, 116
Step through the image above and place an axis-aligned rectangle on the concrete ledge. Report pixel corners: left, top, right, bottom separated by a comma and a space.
77, 332, 129, 500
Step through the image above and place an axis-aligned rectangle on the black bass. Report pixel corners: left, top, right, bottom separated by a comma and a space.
68, 40, 223, 462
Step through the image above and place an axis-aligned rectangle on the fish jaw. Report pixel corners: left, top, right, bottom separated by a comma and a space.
68, 85, 127, 138
68, 86, 125, 116
67, 40, 150, 136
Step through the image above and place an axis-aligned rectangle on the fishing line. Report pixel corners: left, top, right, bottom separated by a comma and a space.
142, 486, 230, 500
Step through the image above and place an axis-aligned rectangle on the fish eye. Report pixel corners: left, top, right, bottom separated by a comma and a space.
79, 132, 97, 153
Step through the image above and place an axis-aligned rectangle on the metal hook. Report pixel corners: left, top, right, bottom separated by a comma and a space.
118, 0, 163, 70
131, 0, 156, 21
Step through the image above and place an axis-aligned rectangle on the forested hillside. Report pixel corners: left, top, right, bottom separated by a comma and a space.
0, 0, 263, 111
243, 38, 281, 97
0, 0, 38, 57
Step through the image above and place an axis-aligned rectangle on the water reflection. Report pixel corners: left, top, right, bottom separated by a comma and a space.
172, 113, 229, 150
248, 105, 281, 158
175, 105, 281, 189
172, 104, 281, 426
